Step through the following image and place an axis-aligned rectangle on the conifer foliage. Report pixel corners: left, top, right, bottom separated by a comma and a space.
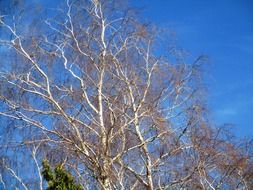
42, 160, 83, 190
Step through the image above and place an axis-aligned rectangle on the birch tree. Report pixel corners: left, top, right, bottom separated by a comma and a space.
0, 0, 252, 189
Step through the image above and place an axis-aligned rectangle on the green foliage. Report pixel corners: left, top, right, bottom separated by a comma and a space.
42, 160, 83, 190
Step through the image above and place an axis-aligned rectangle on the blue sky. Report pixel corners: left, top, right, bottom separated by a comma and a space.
133, 0, 253, 137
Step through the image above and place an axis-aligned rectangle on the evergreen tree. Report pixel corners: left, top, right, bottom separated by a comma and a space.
42, 160, 83, 190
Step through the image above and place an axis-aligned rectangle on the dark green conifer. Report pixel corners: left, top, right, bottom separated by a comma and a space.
42, 160, 83, 190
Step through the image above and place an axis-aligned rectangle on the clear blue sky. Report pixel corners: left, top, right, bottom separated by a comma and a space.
133, 0, 253, 137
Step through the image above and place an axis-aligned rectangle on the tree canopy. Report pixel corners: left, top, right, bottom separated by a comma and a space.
0, 0, 252, 190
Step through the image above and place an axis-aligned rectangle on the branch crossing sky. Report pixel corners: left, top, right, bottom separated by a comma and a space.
133, 0, 253, 137
1, 0, 252, 137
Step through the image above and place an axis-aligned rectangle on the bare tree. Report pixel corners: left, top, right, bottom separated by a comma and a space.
0, 0, 252, 189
